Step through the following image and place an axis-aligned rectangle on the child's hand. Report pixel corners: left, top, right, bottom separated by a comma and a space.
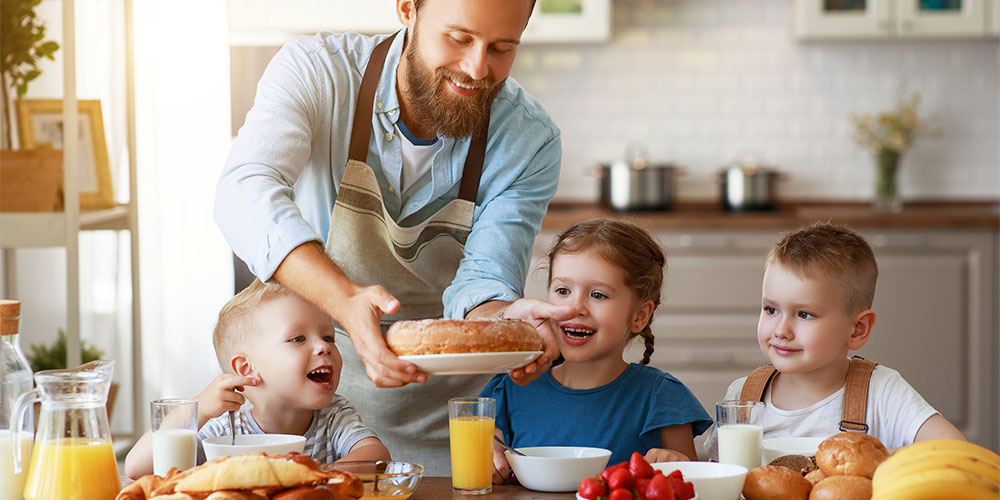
644, 447, 691, 463
194, 373, 258, 424
492, 441, 512, 484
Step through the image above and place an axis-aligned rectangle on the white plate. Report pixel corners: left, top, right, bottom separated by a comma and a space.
398, 351, 543, 375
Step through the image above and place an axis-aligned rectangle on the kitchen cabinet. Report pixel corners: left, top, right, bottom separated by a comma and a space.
227, 0, 610, 45
526, 226, 998, 454
795, 0, 994, 39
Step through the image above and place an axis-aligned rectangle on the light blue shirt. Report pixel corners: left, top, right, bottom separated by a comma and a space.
214, 30, 561, 318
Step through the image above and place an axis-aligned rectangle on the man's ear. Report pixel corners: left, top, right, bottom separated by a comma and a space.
396, 0, 417, 28
631, 300, 655, 333
231, 354, 257, 379
847, 309, 876, 350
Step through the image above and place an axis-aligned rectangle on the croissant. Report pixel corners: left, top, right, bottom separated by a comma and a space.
119, 453, 362, 500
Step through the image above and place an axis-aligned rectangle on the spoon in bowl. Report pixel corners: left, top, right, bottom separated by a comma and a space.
228, 411, 236, 445
494, 435, 526, 456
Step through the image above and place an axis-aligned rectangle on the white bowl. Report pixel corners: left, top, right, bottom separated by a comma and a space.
761, 437, 825, 465
505, 446, 612, 492
202, 434, 306, 460
651, 461, 747, 500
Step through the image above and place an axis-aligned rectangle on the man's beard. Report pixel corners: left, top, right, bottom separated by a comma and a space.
402, 33, 504, 139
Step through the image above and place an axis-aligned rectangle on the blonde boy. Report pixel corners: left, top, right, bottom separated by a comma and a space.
125, 280, 389, 478
705, 222, 963, 459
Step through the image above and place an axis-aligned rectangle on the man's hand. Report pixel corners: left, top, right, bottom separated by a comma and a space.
336, 283, 428, 388
497, 298, 575, 385
194, 373, 258, 427
492, 431, 513, 484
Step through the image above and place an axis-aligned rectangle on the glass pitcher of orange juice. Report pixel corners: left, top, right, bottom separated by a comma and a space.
11, 360, 121, 500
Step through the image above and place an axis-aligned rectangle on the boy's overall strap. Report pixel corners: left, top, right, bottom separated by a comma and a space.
740, 365, 779, 402
840, 356, 878, 432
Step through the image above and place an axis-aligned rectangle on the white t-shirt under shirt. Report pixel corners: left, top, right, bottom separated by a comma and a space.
703, 363, 939, 461
196, 394, 378, 465
391, 122, 440, 195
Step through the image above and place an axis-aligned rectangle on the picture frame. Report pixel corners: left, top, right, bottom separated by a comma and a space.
15, 99, 115, 210
522, 0, 612, 43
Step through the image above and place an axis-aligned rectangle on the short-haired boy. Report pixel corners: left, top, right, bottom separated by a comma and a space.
705, 222, 963, 459
125, 280, 389, 478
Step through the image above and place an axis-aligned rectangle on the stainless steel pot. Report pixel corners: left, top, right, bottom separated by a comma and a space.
714, 164, 784, 211
596, 160, 680, 211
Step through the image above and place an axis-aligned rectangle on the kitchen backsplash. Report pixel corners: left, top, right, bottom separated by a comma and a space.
509, 0, 999, 202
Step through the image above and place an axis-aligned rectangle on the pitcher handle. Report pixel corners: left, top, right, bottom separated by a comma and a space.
11, 387, 39, 474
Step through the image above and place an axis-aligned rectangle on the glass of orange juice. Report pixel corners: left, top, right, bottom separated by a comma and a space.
448, 397, 495, 495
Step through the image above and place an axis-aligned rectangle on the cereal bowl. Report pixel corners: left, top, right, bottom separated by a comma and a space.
651, 461, 747, 500
505, 446, 612, 492
201, 434, 306, 460
761, 436, 825, 464
324, 460, 423, 498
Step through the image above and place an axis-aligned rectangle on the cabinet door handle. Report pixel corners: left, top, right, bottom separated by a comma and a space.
679, 351, 736, 364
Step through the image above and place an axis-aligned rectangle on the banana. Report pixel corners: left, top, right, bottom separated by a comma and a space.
873, 450, 1000, 491
885, 439, 1000, 469
872, 467, 1000, 500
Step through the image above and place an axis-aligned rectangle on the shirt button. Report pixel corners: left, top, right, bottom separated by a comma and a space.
388, 185, 395, 193
377, 101, 384, 109
385, 132, 393, 141
388, 109, 396, 115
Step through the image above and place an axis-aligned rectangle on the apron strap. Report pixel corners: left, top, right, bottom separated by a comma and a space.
349, 33, 398, 163
740, 364, 779, 402
839, 356, 877, 432
347, 31, 489, 203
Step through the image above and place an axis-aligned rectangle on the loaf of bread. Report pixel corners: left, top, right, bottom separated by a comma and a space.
385, 319, 542, 355
743, 465, 813, 500
808, 475, 872, 500
815, 432, 888, 479
121, 453, 362, 500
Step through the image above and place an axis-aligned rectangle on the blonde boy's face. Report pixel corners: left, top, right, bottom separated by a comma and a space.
243, 295, 341, 409
757, 263, 859, 375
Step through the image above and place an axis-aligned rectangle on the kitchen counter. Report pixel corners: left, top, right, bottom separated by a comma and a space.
541, 200, 1000, 230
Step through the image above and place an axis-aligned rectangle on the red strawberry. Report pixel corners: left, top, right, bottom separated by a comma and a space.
665, 474, 685, 497
601, 461, 629, 482
676, 481, 695, 500
645, 472, 675, 500
628, 451, 655, 479
577, 476, 607, 500
667, 469, 684, 480
609, 488, 634, 500
635, 476, 653, 495
607, 467, 635, 490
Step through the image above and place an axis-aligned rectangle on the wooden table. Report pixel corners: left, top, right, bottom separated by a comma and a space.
410, 477, 575, 499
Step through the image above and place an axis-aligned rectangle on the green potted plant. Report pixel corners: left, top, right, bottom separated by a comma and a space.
25, 330, 118, 416
1, 0, 60, 149
1, 0, 64, 212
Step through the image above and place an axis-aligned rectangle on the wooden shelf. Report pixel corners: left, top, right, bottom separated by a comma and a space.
0, 204, 131, 247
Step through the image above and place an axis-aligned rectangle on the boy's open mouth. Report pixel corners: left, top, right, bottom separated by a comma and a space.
306, 367, 333, 386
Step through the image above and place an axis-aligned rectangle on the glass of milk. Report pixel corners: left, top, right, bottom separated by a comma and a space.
715, 400, 764, 471
151, 398, 199, 476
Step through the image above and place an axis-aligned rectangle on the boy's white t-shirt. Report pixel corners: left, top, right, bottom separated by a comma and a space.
703, 363, 939, 461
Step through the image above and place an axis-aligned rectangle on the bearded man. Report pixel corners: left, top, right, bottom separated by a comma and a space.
214, 0, 573, 472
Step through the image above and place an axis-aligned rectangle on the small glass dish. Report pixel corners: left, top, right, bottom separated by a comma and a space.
324, 460, 424, 498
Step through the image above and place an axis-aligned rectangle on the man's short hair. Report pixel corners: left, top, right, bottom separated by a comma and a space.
212, 279, 295, 372
766, 222, 879, 313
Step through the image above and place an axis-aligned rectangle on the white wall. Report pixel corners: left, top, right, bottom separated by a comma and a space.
508, 0, 1000, 202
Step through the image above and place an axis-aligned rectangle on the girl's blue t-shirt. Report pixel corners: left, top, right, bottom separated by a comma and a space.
480, 363, 713, 465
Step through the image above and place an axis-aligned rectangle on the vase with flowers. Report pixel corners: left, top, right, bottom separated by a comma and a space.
849, 90, 938, 213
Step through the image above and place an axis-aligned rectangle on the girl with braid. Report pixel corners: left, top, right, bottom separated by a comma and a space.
481, 219, 712, 484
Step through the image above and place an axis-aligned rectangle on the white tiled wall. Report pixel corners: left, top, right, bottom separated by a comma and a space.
510, 0, 1000, 202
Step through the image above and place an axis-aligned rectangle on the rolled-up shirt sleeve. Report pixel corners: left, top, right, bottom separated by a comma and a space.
214, 40, 331, 281
443, 130, 561, 319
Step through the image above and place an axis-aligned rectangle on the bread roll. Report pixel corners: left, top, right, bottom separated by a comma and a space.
808, 475, 872, 500
815, 432, 888, 478
769, 454, 818, 475
385, 319, 542, 355
742, 465, 813, 500
805, 469, 827, 487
